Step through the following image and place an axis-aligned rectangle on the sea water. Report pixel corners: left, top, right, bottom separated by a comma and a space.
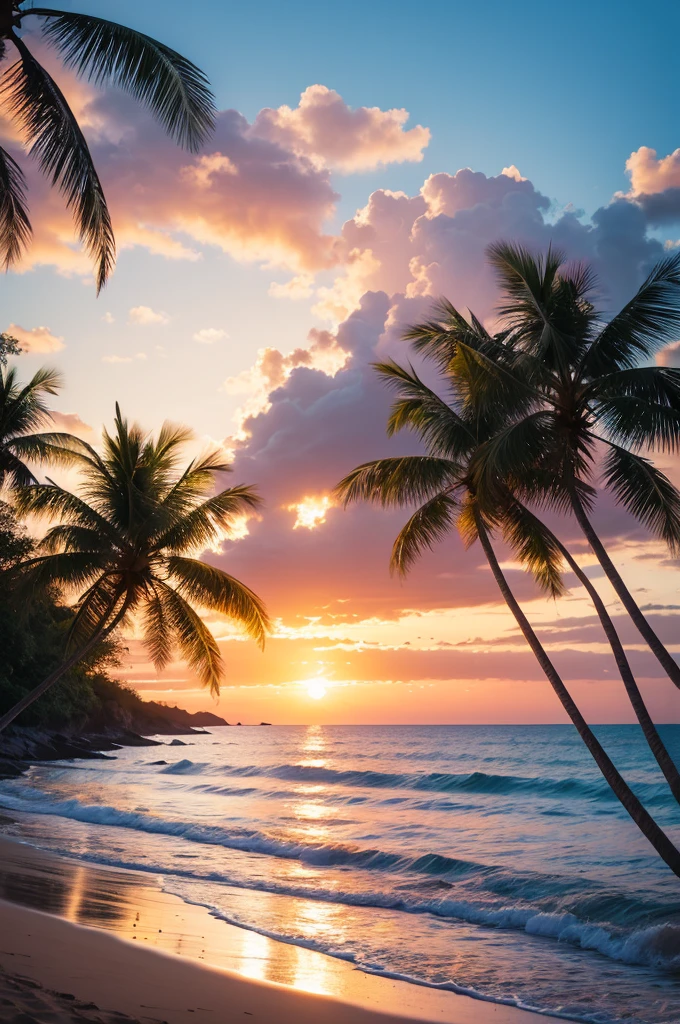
1, 724, 680, 1023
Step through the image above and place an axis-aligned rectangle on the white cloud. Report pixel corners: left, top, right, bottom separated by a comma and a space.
193, 327, 228, 344
128, 306, 170, 326
6, 322, 65, 353
102, 312, 115, 324
101, 352, 147, 364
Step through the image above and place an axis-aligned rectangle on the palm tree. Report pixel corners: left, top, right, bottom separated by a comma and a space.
335, 354, 680, 877
463, 245, 680, 693
0, 405, 270, 732
0, 2, 216, 290
0, 361, 76, 488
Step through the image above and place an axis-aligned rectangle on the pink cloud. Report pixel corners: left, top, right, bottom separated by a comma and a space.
625, 146, 680, 196
657, 340, 680, 367
6, 322, 65, 353
252, 85, 430, 172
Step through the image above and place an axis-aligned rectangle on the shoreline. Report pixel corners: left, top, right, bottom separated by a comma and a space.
0, 833, 554, 1024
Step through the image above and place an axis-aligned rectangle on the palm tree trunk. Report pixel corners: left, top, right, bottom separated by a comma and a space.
0, 604, 127, 735
475, 514, 680, 879
555, 537, 680, 805
569, 485, 680, 690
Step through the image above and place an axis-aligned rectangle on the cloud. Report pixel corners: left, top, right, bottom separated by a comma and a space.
101, 352, 147, 364
625, 146, 680, 196
657, 340, 680, 367
252, 85, 430, 172
6, 323, 65, 353
48, 410, 94, 436
223, 325, 349, 437
0, 82, 342, 280
102, 312, 115, 324
193, 327, 228, 344
128, 306, 170, 326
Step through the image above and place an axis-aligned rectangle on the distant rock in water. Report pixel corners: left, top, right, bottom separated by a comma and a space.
149, 760, 168, 766
169, 739, 187, 746
260, 722, 272, 726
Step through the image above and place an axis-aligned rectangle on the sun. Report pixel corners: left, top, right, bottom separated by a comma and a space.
307, 681, 327, 700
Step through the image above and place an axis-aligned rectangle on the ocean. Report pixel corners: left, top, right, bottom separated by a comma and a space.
0, 724, 679, 1023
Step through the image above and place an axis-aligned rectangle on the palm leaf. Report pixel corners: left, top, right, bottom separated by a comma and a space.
581, 253, 680, 376
591, 366, 680, 452
32, 9, 216, 152
390, 492, 459, 575
158, 583, 223, 695
2, 36, 115, 292
165, 556, 269, 648
498, 498, 566, 597
152, 485, 262, 553
335, 456, 459, 509
374, 360, 475, 458
0, 144, 31, 268
601, 441, 680, 554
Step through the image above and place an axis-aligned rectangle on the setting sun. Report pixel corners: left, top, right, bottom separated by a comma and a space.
307, 681, 328, 700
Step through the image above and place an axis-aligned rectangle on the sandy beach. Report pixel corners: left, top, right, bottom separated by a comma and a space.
0, 834, 547, 1024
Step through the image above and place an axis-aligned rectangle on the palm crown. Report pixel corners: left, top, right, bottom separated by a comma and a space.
0, 361, 76, 488
13, 406, 270, 695
0, 2, 217, 290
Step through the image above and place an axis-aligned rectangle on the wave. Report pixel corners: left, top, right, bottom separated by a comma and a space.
152, 759, 673, 808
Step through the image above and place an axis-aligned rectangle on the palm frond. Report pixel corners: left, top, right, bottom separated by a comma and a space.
390, 492, 459, 575
3, 36, 115, 292
335, 456, 460, 509
14, 483, 121, 543
165, 556, 269, 648
32, 10, 216, 152
592, 366, 680, 452
374, 359, 475, 456
0, 144, 31, 268
142, 581, 174, 671
601, 441, 680, 554
498, 499, 566, 597
581, 253, 680, 376
152, 485, 262, 553
158, 582, 223, 695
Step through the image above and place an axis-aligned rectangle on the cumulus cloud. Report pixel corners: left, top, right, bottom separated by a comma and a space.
128, 306, 170, 326
657, 340, 680, 367
223, 326, 349, 437
312, 168, 665, 323
193, 327, 228, 344
626, 146, 680, 196
5, 323, 65, 353
252, 85, 430, 172
0, 82, 343, 280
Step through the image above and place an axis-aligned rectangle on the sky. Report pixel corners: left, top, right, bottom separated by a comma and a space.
2, 0, 680, 723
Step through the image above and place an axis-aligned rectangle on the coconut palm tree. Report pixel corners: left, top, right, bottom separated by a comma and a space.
0, 361, 76, 488
0, 2, 216, 290
0, 405, 269, 732
462, 245, 680, 693
404, 296, 680, 804
335, 353, 680, 877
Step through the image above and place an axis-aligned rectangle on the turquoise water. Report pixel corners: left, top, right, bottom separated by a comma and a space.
1, 724, 679, 1022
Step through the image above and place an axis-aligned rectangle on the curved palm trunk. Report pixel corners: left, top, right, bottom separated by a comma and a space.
569, 486, 680, 690
0, 603, 127, 735
475, 515, 680, 878
555, 538, 680, 805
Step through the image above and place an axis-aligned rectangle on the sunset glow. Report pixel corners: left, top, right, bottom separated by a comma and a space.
287, 496, 334, 531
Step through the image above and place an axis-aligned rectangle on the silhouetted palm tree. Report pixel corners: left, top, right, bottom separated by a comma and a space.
335, 349, 680, 877
463, 245, 680, 692
0, 405, 269, 731
0, 2, 216, 290
0, 361, 73, 488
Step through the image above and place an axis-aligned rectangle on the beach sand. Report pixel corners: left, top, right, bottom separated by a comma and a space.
0, 834, 548, 1024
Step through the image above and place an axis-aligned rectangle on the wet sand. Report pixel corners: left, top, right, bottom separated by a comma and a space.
0, 834, 551, 1023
